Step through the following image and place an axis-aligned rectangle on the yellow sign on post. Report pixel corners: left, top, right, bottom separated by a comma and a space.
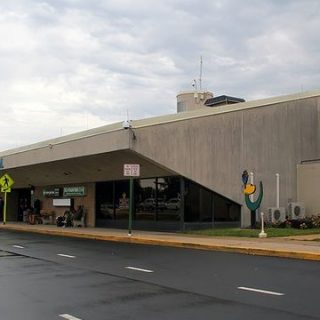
0, 173, 14, 224
0, 173, 14, 191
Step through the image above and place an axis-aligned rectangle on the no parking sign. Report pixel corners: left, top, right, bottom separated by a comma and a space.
123, 164, 140, 177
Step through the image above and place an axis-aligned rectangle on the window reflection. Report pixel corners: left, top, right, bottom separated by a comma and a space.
96, 176, 240, 228
135, 177, 180, 221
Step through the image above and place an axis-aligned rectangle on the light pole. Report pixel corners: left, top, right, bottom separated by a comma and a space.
259, 212, 267, 238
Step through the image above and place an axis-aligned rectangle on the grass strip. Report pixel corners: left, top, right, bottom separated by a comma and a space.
187, 227, 320, 238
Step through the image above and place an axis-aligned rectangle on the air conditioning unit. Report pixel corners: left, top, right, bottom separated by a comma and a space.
268, 207, 286, 224
288, 202, 305, 220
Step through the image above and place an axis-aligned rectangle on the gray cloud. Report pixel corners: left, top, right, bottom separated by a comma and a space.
0, 0, 319, 150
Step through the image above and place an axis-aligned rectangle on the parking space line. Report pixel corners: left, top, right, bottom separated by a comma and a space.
126, 266, 154, 273
59, 314, 82, 320
238, 286, 284, 296
57, 254, 76, 259
13, 245, 25, 249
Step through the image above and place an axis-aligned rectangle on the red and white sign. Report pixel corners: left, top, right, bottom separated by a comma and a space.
123, 164, 140, 177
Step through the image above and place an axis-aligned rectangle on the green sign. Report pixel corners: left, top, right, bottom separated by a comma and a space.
43, 188, 61, 197
63, 186, 86, 197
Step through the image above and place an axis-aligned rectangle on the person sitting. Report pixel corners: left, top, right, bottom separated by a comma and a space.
56, 215, 65, 227
56, 210, 72, 227
64, 210, 73, 227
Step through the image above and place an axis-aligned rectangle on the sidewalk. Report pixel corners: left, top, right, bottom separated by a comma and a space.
1, 222, 320, 261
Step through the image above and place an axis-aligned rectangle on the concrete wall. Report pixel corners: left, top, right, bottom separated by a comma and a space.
133, 96, 320, 226
297, 162, 320, 215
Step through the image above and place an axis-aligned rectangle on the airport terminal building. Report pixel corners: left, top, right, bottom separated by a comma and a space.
0, 89, 319, 230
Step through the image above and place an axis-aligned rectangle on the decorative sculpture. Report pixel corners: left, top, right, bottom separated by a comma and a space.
242, 170, 264, 228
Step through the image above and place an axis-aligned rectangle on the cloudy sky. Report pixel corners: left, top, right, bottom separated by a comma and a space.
0, 0, 319, 151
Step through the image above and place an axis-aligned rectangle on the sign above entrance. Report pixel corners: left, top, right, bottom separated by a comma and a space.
63, 186, 86, 197
43, 188, 61, 198
0, 173, 14, 193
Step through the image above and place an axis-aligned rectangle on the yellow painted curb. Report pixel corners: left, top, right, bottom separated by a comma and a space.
1, 224, 320, 261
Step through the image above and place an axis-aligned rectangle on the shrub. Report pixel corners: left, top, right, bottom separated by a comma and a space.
289, 217, 316, 229
310, 215, 320, 228
272, 221, 287, 228
268, 215, 320, 229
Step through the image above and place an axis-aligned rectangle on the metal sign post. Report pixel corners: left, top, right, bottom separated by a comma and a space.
129, 177, 133, 236
123, 164, 140, 236
0, 173, 15, 225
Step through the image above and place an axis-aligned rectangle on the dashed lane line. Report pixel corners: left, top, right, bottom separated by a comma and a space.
57, 254, 76, 259
59, 314, 82, 320
238, 286, 285, 296
125, 266, 154, 273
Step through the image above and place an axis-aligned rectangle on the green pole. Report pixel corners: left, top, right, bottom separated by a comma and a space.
3, 191, 7, 225
128, 177, 134, 236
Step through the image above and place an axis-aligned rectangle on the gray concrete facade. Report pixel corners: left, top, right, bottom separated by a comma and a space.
298, 161, 320, 216
1, 90, 320, 227
132, 95, 320, 225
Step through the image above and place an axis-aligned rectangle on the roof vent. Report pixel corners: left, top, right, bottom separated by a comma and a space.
205, 95, 245, 107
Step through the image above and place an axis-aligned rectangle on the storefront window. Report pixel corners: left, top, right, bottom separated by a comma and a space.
96, 182, 114, 220
114, 180, 130, 220
135, 177, 180, 221
185, 179, 213, 222
135, 178, 156, 220
157, 177, 180, 221
96, 176, 240, 228
184, 179, 240, 223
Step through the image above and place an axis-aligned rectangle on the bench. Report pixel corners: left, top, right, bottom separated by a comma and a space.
40, 211, 56, 225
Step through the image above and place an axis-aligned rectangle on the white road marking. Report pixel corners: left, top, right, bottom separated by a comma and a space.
57, 254, 76, 259
13, 245, 24, 249
238, 286, 284, 296
126, 266, 154, 273
59, 314, 82, 320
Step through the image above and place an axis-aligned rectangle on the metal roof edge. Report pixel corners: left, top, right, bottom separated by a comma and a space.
0, 122, 124, 157
131, 89, 320, 129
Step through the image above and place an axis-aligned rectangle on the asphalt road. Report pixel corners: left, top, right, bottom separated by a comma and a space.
0, 230, 319, 320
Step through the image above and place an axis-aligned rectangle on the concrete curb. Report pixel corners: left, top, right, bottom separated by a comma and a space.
1, 224, 320, 262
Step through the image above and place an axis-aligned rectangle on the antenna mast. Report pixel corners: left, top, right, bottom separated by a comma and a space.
199, 56, 203, 91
